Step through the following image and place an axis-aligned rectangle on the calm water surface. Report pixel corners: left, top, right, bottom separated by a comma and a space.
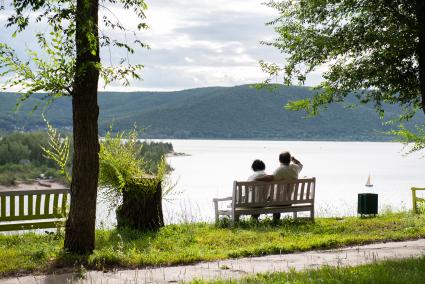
97, 140, 425, 226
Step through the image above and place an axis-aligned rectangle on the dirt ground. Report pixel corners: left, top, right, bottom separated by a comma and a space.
0, 180, 68, 191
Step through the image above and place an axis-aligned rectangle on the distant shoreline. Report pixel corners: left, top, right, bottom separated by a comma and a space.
145, 137, 402, 144
165, 151, 190, 157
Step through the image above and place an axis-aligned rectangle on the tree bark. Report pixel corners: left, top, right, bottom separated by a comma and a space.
417, 0, 425, 115
116, 179, 164, 231
64, 0, 100, 254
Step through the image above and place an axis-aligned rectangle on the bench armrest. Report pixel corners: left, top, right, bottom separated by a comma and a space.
213, 197, 232, 202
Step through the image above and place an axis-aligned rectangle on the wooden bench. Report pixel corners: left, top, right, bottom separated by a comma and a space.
213, 178, 315, 223
0, 188, 69, 232
411, 187, 425, 214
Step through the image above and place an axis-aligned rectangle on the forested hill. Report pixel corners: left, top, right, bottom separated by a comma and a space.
0, 85, 420, 141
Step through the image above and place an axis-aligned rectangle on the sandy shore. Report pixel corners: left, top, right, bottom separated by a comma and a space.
0, 180, 68, 191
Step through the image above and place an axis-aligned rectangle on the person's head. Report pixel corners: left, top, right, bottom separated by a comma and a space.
279, 151, 291, 165
251, 159, 265, 172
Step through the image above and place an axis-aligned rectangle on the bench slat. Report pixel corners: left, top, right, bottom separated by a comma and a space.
0, 220, 66, 232
306, 182, 311, 200
0, 196, 5, 218
233, 204, 314, 214
10, 196, 15, 218
243, 185, 248, 204
0, 214, 65, 222
273, 184, 278, 201
237, 184, 243, 204
53, 194, 59, 215
35, 194, 42, 216
300, 183, 305, 200
278, 184, 284, 202
286, 183, 292, 201
234, 178, 315, 186
310, 182, 314, 198
0, 188, 69, 196
19, 195, 25, 216
61, 192, 68, 214
270, 184, 275, 202
28, 195, 33, 216
293, 183, 299, 201
236, 199, 314, 208
44, 193, 51, 215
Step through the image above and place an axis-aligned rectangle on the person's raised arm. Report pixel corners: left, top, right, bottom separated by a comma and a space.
291, 156, 303, 171
291, 156, 302, 165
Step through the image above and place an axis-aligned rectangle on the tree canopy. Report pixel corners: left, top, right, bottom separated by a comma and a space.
0, 0, 146, 101
0, 0, 148, 253
261, 0, 425, 146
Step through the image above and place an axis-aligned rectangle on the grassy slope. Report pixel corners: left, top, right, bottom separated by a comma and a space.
194, 256, 425, 284
1, 212, 425, 277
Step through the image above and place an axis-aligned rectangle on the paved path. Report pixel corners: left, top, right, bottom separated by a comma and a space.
3, 239, 425, 283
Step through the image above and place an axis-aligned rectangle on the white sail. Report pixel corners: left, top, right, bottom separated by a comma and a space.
365, 174, 373, 187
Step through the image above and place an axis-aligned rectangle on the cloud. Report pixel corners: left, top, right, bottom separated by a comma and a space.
1, 0, 324, 92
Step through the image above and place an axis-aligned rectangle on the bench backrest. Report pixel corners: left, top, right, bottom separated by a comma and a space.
0, 189, 69, 222
233, 178, 315, 208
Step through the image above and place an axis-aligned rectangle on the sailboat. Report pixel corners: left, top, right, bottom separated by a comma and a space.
365, 174, 373, 187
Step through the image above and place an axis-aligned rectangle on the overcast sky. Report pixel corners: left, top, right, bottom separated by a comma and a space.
0, 0, 324, 92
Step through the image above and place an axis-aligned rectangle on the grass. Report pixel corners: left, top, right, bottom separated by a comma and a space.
1, 212, 425, 277
192, 256, 425, 283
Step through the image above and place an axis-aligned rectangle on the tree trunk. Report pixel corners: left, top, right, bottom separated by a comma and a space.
116, 179, 164, 231
64, 0, 100, 254
417, 0, 425, 115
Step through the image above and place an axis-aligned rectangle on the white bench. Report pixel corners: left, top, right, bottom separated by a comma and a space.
213, 178, 316, 223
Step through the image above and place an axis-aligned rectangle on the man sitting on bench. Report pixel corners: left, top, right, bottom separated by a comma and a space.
257, 151, 303, 221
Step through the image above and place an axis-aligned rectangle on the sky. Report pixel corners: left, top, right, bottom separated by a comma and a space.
0, 0, 324, 92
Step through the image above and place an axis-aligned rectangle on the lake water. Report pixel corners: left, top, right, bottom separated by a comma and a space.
97, 140, 425, 226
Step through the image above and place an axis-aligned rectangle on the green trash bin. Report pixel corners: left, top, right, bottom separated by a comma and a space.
358, 193, 378, 216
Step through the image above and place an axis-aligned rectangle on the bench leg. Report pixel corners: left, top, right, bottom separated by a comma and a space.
213, 200, 219, 223
231, 214, 239, 225
293, 212, 297, 219
310, 209, 315, 220
412, 189, 417, 214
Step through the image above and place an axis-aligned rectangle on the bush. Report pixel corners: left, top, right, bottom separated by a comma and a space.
99, 128, 168, 230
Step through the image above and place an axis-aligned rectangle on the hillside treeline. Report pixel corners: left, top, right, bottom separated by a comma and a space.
1, 85, 422, 141
0, 132, 173, 186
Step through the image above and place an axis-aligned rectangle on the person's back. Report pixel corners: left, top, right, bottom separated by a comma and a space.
271, 151, 303, 221
247, 159, 268, 220
248, 159, 267, 181
273, 152, 303, 181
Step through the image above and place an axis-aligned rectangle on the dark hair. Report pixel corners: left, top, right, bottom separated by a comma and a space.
279, 152, 291, 165
251, 159, 265, 172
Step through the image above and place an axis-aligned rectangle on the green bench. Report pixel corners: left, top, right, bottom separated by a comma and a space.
0, 188, 69, 231
411, 187, 425, 214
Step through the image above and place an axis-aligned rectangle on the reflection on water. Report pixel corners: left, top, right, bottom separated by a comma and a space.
96, 140, 425, 227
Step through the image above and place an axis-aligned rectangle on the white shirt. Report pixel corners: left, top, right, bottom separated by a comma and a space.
273, 163, 303, 180
247, 170, 267, 181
